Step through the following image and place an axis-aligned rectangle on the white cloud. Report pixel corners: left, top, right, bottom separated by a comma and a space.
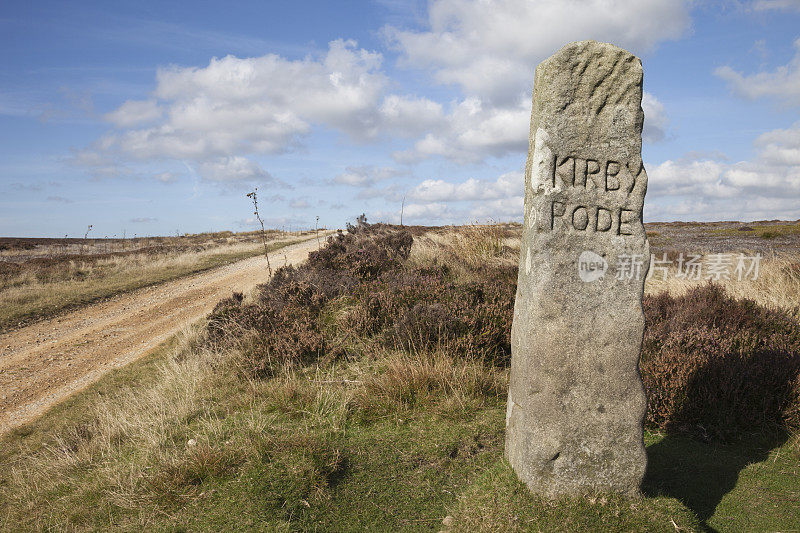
375, 201, 454, 224
69, 149, 133, 179
379, 94, 445, 136
394, 91, 669, 164
87, 38, 457, 181
197, 156, 279, 184
86, 11, 678, 188
104, 100, 162, 127
647, 159, 736, 198
396, 121, 800, 225
715, 38, 800, 105
154, 39, 386, 141
333, 165, 404, 186
755, 126, 800, 165
372, 171, 523, 224
380, 1, 683, 164
154, 171, 179, 183
469, 196, 524, 220
404, 201, 450, 219
642, 92, 669, 143
341, 1, 691, 167
289, 198, 311, 209
394, 96, 530, 163
646, 124, 800, 220
94, 40, 392, 166
111, 98, 309, 159
357, 183, 403, 200
752, 0, 800, 11
386, 0, 690, 105
409, 171, 520, 202
382, 0, 683, 163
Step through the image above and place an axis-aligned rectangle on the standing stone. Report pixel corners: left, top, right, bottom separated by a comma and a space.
505, 40, 650, 496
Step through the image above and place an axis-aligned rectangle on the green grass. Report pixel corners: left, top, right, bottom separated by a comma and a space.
450, 457, 701, 532
0, 237, 311, 332
644, 432, 800, 531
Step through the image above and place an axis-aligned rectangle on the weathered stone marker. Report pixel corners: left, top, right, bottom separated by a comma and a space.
505, 40, 650, 496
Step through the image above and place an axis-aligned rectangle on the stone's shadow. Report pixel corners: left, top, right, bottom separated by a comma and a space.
643, 432, 787, 528
639, 282, 800, 529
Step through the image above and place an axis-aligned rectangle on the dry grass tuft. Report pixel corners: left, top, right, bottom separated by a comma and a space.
262, 347, 507, 423
264, 366, 354, 430
1, 323, 248, 511
354, 349, 506, 418
409, 224, 518, 276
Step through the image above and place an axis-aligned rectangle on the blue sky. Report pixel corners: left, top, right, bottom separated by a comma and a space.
2, 0, 800, 237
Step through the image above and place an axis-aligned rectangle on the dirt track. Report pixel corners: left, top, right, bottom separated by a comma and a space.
0, 238, 320, 434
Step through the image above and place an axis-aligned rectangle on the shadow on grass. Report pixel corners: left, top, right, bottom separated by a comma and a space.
643, 431, 788, 530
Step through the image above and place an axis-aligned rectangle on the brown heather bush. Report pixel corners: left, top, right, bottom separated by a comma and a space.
207, 278, 330, 377
641, 283, 800, 439
207, 218, 514, 379
346, 265, 516, 364
206, 220, 414, 377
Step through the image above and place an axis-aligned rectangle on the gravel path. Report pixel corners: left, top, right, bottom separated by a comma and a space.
0, 238, 320, 434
